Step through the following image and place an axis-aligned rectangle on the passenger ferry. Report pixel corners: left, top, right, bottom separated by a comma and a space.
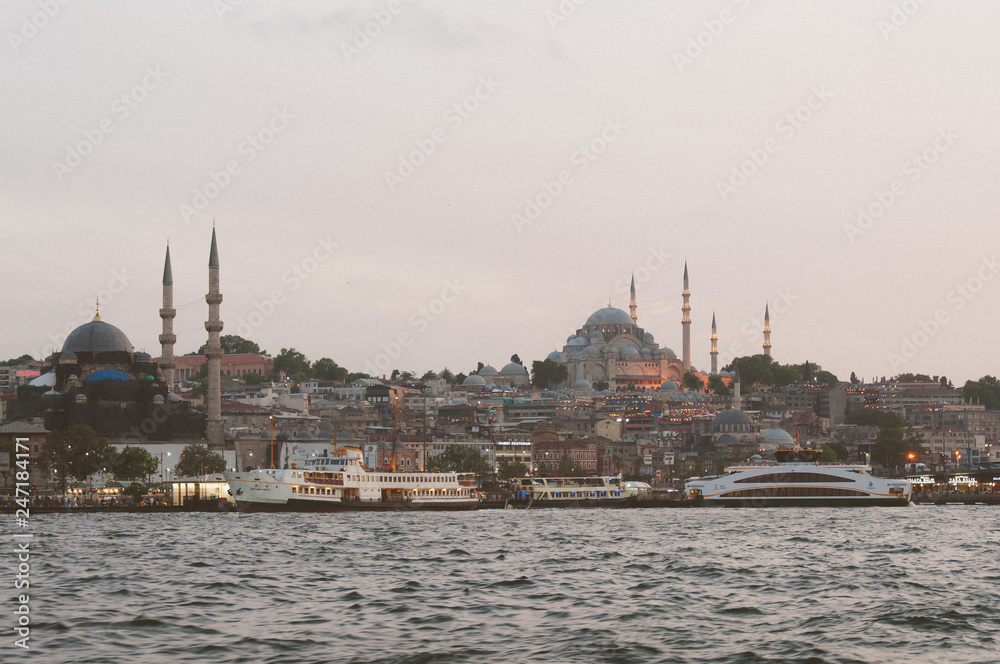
684, 446, 912, 507
507, 476, 637, 508
223, 447, 479, 512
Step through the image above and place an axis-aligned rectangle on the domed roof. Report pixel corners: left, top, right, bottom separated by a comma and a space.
583, 345, 600, 356
619, 346, 640, 356
135, 352, 152, 361
462, 374, 487, 386
604, 346, 619, 354
585, 307, 634, 327
546, 351, 561, 361
713, 409, 753, 426
83, 369, 134, 383
759, 428, 795, 446
152, 394, 165, 404
659, 380, 679, 392
573, 379, 592, 389
59, 351, 77, 363
568, 336, 589, 346
660, 347, 676, 358
29, 372, 55, 388
500, 362, 528, 375
641, 332, 654, 343
640, 347, 652, 355
167, 392, 184, 402
63, 319, 133, 354
479, 365, 498, 375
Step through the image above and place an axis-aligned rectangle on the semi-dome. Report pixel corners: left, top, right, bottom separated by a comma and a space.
500, 362, 528, 375
462, 374, 487, 387
585, 307, 634, 327
604, 346, 619, 354
63, 319, 133, 354
583, 345, 600, 356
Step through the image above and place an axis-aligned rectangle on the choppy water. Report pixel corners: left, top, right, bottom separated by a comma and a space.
18, 506, 1000, 663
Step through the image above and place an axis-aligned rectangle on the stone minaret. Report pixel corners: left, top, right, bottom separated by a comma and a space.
710, 312, 719, 375
732, 366, 742, 411
762, 302, 772, 357
205, 227, 224, 448
158, 244, 177, 391
681, 262, 691, 372
628, 274, 637, 324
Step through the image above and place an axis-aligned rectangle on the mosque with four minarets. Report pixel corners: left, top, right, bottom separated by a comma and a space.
545, 263, 774, 392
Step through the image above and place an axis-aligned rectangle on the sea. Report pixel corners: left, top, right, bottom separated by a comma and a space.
16, 505, 1000, 664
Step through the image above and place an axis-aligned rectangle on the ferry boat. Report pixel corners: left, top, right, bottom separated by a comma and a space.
684, 446, 912, 507
506, 476, 638, 508
223, 447, 479, 512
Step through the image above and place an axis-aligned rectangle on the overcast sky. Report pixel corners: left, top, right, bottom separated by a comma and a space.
3, 1, 1000, 384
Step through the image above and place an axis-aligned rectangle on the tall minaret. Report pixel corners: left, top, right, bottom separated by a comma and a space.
762, 302, 772, 357
158, 243, 177, 392
205, 227, 224, 448
681, 262, 691, 372
732, 366, 742, 411
628, 274, 637, 324
710, 312, 719, 375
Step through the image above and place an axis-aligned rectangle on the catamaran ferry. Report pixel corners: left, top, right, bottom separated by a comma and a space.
223, 447, 479, 512
684, 446, 912, 507
507, 476, 638, 508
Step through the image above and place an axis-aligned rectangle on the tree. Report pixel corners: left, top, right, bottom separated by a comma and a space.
427, 445, 490, 477
558, 453, 583, 476
871, 417, 924, 468
174, 444, 226, 477
940, 376, 952, 388
850, 371, 859, 385
1, 354, 33, 366
439, 369, 455, 384
39, 425, 115, 492
244, 373, 263, 386
531, 359, 568, 388
510, 354, 522, 366
593, 380, 609, 391
312, 357, 348, 382
107, 446, 159, 482
454, 373, 467, 385
682, 371, 702, 392
476, 362, 484, 374
122, 482, 147, 503
272, 348, 310, 379
706, 374, 730, 396
963, 376, 1000, 410
420, 370, 436, 380
198, 335, 261, 355
813, 370, 838, 386
496, 458, 529, 480
390, 369, 400, 380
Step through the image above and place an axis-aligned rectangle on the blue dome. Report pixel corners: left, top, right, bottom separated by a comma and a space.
568, 336, 589, 346
585, 307, 634, 327
713, 409, 752, 426
500, 362, 528, 375
462, 374, 487, 386
63, 320, 133, 354
135, 352, 152, 361
659, 380, 679, 392
546, 351, 561, 361
619, 347, 640, 356
83, 369, 134, 383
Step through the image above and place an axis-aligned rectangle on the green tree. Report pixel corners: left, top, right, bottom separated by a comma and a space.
440, 369, 455, 383
174, 444, 226, 477
593, 380, 609, 391
244, 373, 263, 386
682, 371, 702, 391
198, 335, 261, 355
427, 445, 490, 477
706, 374, 730, 395
107, 446, 160, 482
1, 354, 33, 366
420, 370, 437, 380
531, 359, 569, 388
273, 348, 310, 379
312, 357, 348, 381
123, 482, 147, 503
850, 371, 859, 385
39, 425, 115, 492
510, 354, 522, 366
454, 372, 467, 385
558, 453, 584, 476
963, 376, 1000, 410
871, 418, 924, 468
496, 458, 529, 480
770, 364, 802, 387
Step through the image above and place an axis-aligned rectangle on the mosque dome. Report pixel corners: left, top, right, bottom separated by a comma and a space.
583, 345, 600, 356
759, 427, 795, 448
659, 380, 680, 392
152, 394, 165, 404
29, 372, 55, 388
573, 379, 592, 390
462, 374, 487, 387
713, 409, 753, 427
546, 351, 561, 361
604, 346, 619, 355
585, 307, 634, 327
640, 348, 652, 355
567, 336, 589, 346
500, 362, 528, 375
479, 365, 498, 375
59, 351, 78, 363
619, 347, 640, 356
63, 319, 133, 354
74, 393, 88, 403
641, 332, 654, 343
135, 352, 153, 362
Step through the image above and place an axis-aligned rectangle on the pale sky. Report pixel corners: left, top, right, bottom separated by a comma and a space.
3, 1, 1000, 385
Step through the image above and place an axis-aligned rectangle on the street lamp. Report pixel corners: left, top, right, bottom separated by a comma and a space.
159, 452, 171, 482
243, 451, 254, 471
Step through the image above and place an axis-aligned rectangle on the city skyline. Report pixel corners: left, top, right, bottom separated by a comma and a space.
4, 2, 1000, 385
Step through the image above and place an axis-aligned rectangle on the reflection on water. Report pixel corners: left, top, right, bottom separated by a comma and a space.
30, 507, 1000, 663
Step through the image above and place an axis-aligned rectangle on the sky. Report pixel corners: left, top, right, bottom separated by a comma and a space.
3, 1, 1000, 385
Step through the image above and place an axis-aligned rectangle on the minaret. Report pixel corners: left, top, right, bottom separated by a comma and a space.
732, 366, 742, 411
710, 312, 719, 375
762, 302, 772, 357
205, 227, 224, 448
628, 274, 637, 324
158, 243, 177, 392
681, 262, 691, 372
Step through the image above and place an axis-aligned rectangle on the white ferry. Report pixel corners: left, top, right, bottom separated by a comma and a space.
684, 446, 912, 507
507, 476, 638, 508
223, 447, 479, 512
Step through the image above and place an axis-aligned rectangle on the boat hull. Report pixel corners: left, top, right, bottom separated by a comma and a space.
234, 498, 480, 513
693, 496, 911, 508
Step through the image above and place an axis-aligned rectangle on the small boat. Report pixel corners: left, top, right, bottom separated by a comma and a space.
506, 476, 638, 508
684, 446, 911, 507
223, 447, 479, 512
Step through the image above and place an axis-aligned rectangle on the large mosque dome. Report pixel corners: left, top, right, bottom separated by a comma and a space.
62, 318, 133, 354
585, 307, 634, 327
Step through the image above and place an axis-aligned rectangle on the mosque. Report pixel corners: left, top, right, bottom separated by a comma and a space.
30, 231, 224, 445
